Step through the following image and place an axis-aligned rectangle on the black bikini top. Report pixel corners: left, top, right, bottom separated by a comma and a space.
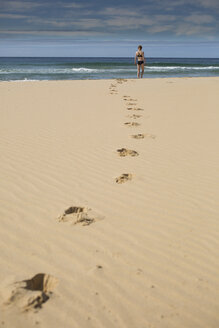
137, 52, 143, 57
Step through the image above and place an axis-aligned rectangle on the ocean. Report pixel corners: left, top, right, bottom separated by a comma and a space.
0, 57, 219, 81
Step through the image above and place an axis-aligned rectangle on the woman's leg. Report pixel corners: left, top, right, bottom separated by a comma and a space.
141, 63, 144, 78
137, 64, 140, 78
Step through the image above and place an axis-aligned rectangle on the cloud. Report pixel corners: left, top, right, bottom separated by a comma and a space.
0, 30, 105, 36
197, 0, 219, 9
0, 13, 27, 18
60, 2, 87, 9
0, 0, 218, 40
25, 17, 103, 29
175, 23, 215, 35
147, 25, 173, 34
185, 14, 215, 24
142, 0, 219, 12
105, 16, 154, 29
98, 8, 140, 17
0, 0, 45, 11
154, 15, 176, 22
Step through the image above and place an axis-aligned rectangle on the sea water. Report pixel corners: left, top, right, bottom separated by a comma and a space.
0, 57, 219, 81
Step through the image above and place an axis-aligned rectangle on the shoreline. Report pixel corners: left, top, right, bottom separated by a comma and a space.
1, 75, 219, 83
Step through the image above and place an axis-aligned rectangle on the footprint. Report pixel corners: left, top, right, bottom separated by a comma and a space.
109, 84, 118, 94
4, 274, 58, 312
123, 95, 131, 100
127, 107, 144, 111
116, 174, 132, 184
116, 78, 127, 84
58, 206, 99, 226
123, 97, 137, 102
117, 148, 139, 157
124, 122, 140, 127
127, 103, 137, 106
131, 134, 145, 139
127, 114, 142, 119
131, 133, 156, 139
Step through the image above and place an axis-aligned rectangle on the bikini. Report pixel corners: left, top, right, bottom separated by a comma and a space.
137, 52, 144, 65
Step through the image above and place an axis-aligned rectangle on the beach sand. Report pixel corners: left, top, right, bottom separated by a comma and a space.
0, 77, 219, 328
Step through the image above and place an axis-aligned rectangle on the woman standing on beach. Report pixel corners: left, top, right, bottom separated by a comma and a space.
135, 45, 145, 78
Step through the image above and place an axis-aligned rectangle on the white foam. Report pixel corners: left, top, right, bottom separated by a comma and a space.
71, 68, 99, 73
147, 66, 219, 71
9, 79, 39, 82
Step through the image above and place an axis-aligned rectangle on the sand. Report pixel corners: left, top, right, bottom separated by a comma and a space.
0, 77, 219, 328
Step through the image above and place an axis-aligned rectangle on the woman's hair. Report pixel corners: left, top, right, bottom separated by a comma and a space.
138, 45, 142, 50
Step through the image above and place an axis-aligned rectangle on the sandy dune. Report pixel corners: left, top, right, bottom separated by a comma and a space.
0, 77, 219, 327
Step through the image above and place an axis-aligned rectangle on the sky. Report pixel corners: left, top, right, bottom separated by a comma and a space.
0, 0, 219, 57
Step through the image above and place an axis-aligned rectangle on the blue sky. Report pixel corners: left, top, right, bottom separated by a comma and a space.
0, 0, 219, 57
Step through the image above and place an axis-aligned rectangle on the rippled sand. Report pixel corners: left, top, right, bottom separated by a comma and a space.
0, 78, 219, 328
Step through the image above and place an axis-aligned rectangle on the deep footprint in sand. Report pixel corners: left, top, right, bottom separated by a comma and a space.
116, 174, 132, 184
124, 122, 140, 127
132, 133, 156, 139
58, 206, 100, 226
3, 273, 58, 312
117, 148, 139, 157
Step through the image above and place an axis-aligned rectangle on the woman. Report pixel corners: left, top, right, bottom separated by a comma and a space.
135, 45, 145, 78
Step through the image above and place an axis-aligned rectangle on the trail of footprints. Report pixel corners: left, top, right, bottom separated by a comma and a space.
1, 205, 104, 313
1, 79, 156, 317
109, 78, 127, 95
111, 87, 156, 184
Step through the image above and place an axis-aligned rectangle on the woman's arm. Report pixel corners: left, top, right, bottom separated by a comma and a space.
143, 52, 145, 64
134, 52, 137, 65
